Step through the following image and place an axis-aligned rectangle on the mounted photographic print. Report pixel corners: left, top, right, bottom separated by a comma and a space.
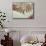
12, 2, 34, 19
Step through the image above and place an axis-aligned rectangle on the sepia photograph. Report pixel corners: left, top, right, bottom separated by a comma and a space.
12, 2, 34, 19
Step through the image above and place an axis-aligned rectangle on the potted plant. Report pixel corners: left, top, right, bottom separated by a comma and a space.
0, 11, 6, 28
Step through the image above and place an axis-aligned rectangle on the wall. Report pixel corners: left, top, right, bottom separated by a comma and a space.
0, 0, 46, 28
0, 0, 46, 46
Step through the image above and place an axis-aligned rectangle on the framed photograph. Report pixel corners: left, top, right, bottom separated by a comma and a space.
12, 2, 34, 19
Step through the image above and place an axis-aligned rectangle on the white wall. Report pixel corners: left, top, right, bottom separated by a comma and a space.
0, 0, 46, 31
0, 1, 46, 46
